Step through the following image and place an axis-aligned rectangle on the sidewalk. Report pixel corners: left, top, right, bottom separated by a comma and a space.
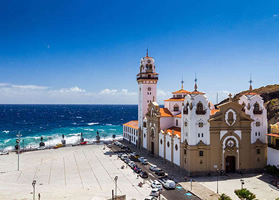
122, 140, 220, 200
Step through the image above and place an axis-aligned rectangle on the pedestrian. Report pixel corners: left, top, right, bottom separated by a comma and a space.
184, 176, 187, 181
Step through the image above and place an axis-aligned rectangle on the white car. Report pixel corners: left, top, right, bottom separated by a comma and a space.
151, 180, 163, 190
107, 144, 112, 148
141, 159, 148, 165
150, 188, 160, 197
149, 164, 157, 171
37, 146, 46, 150
128, 161, 134, 167
0, 150, 9, 155
138, 157, 145, 162
144, 196, 157, 200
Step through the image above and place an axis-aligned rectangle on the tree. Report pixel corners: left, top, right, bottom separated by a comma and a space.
234, 189, 256, 200
219, 193, 232, 200
112, 134, 116, 139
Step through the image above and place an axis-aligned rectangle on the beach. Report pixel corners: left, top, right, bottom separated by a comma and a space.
0, 144, 150, 200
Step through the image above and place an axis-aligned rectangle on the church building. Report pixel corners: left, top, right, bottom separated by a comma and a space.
123, 53, 268, 175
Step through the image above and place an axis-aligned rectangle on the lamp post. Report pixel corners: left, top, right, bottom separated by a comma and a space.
240, 179, 244, 189
32, 180, 36, 200
114, 176, 118, 199
16, 132, 22, 171
23, 139, 24, 153
216, 169, 219, 194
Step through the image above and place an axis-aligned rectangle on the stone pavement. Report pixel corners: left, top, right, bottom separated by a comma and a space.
0, 145, 152, 200
122, 141, 219, 200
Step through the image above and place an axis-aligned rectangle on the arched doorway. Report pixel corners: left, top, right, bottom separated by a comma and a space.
225, 156, 236, 173
151, 142, 154, 154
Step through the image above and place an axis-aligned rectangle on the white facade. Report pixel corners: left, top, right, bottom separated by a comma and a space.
123, 125, 138, 145
181, 93, 210, 145
267, 147, 279, 168
239, 94, 268, 144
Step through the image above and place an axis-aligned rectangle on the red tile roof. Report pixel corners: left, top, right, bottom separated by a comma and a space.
174, 113, 181, 118
123, 120, 139, 129
210, 109, 219, 115
266, 133, 279, 138
165, 126, 181, 137
164, 98, 185, 102
172, 89, 191, 94
160, 108, 173, 117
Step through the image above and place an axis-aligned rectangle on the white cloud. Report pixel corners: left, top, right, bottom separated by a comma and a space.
0, 83, 10, 87
56, 86, 86, 93
99, 88, 118, 95
11, 84, 49, 90
273, 14, 278, 17
99, 88, 137, 96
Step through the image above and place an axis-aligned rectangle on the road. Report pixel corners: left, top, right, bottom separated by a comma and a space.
110, 144, 200, 200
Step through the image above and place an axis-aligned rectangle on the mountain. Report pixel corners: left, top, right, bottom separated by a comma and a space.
217, 84, 279, 124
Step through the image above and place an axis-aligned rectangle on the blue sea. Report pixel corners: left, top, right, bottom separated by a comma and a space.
0, 105, 137, 150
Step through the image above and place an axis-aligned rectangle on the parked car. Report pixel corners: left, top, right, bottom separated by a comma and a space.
158, 177, 175, 189
150, 188, 160, 197
130, 152, 136, 157
124, 158, 130, 164
149, 164, 158, 171
107, 144, 112, 148
151, 180, 163, 190
134, 154, 140, 159
128, 161, 135, 167
54, 143, 63, 149
140, 171, 148, 178
144, 196, 157, 200
121, 154, 128, 160
0, 150, 9, 155
154, 168, 165, 176
37, 146, 45, 150
121, 145, 126, 149
138, 157, 145, 162
134, 166, 142, 173
118, 153, 123, 158
141, 159, 148, 165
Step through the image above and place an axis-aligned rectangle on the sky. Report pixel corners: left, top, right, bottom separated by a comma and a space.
0, 0, 279, 104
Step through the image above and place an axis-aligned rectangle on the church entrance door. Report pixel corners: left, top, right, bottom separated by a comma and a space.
151, 142, 154, 154
225, 156, 236, 173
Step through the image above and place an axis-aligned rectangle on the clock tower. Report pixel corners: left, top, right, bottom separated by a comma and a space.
137, 50, 159, 130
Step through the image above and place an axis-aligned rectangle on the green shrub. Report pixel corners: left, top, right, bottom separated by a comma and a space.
219, 193, 232, 200
265, 165, 279, 176
234, 188, 256, 200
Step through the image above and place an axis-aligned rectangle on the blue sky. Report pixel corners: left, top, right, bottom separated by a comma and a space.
0, 0, 279, 104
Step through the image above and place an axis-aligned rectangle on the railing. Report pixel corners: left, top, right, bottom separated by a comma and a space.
137, 74, 158, 80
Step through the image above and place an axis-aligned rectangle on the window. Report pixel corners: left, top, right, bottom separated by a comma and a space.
144, 134, 146, 138
160, 139, 163, 144
202, 133, 204, 137
143, 122, 146, 128
176, 120, 178, 126
184, 121, 188, 127
148, 87, 151, 91
167, 141, 170, 147
257, 149, 260, 154
255, 132, 257, 136
256, 122, 260, 127
198, 122, 203, 127
174, 105, 179, 111
259, 132, 260, 136
253, 102, 262, 114
196, 102, 206, 114
199, 151, 204, 157
198, 133, 200, 137
175, 144, 178, 151
184, 149, 186, 155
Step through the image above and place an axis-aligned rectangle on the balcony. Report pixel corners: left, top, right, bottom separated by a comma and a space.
253, 110, 263, 115
196, 110, 206, 115
137, 74, 159, 80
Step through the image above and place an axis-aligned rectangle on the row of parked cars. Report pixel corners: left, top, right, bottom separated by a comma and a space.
113, 141, 176, 200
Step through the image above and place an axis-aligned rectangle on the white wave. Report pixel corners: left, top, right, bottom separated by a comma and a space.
109, 129, 116, 131
83, 128, 94, 131
4, 139, 11, 143
76, 116, 82, 118
106, 124, 112, 126
72, 122, 77, 125
87, 122, 99, 126
98, 129, 105, 132
2, 130, 10, 134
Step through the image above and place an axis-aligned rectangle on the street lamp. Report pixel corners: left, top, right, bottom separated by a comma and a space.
16, 132, 22, 171
114, 176, 118, 199
216, 169, 219, 194
240, 179, 245, 189
32, 180, 36, 200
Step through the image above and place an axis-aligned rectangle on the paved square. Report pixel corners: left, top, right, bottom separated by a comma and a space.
0, 145, 152, 200
195, 174, 279, 200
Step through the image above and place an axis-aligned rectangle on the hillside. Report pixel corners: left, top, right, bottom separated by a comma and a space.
217, 84, 279, 124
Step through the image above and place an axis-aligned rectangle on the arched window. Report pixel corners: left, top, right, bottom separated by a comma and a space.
174, 104, 179, 111
167, 141, 170, 147
175, 144, 178, 151
148, 87, 151, 91
253, 102, 262, 114
228, 112, 234, 124
196, 102, 206, 114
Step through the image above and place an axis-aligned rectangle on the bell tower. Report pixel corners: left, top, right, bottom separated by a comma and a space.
137, 50, 159, 129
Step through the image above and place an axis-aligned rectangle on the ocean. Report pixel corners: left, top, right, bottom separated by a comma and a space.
0, 105, 137, 150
